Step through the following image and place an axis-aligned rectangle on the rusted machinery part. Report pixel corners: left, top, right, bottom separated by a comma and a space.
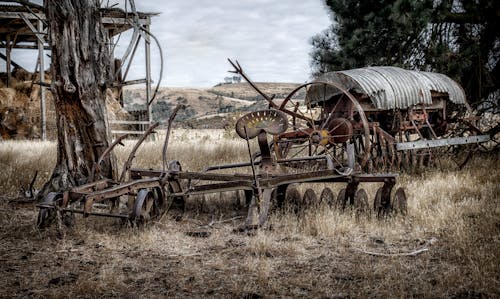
285, 186, 302, 214
228, 59, 277, 107
36, 192, 63, 229
162, 104, 186, 173
441, 121, 480, 169
354, 188, 369, 213
274, 81, 371, 170
373, 183, 395, 217
373, 187, 382, 212
167, 179, 185, 212
391, 187, 408, 215
257, 188, 274, 226
131, 187, 164, 223
119, 122, 160, 182
235, 110, 288, 139
369, 126, 399, 172
336, 188, 346, 210
90, 133, 129, 182
302, 188, 318, 210
243, 188, 274, 229
319, 187, 334, 207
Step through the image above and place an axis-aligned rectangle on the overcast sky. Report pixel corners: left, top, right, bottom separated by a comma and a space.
2, 0, 331, 87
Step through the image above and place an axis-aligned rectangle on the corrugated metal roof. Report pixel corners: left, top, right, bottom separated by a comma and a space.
311, 66, 466, 109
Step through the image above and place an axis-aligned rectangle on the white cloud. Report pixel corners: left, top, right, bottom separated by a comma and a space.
2, 0, 331, 87
126, 0, 330, 87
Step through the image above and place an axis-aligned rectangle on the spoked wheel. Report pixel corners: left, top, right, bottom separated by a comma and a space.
273, 81, 371, 171
131, 188, 164, 224
435, 141, 475, 170
391, 187, 407, 215
36, 192, 63, 229
433, 109, 486, 170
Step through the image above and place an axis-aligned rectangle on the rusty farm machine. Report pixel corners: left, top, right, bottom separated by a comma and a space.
228, 60, 491, 173
36, 61, 490, 230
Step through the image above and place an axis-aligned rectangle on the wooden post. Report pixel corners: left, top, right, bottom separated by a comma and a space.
38, 19, 46, 140
6, 34, 11, 87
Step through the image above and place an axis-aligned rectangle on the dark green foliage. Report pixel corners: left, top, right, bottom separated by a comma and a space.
311, 0, 499, 110
311, 0, 433, 72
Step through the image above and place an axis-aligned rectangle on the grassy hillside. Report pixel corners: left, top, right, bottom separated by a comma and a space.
123, 82, 300, 128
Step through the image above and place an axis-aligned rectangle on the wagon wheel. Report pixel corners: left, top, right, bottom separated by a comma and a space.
274, 81, 371, 171
131, 188, 164, 224
302, 188, 318, 210
391, 187, 407, 215
319, 187, 334, 207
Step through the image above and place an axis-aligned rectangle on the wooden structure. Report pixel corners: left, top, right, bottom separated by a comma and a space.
0, 3, 158, 139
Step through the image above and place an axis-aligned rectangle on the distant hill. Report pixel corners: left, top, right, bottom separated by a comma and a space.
123, 82, 301, 128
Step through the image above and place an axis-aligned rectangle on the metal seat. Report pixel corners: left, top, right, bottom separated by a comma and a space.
235, 109, 288, 139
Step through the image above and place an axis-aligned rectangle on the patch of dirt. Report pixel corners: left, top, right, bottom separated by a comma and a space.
0, 198, 498, 298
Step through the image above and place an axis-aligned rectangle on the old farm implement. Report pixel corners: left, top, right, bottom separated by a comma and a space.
36, 60, 491, 230
228, 60, 491, 172
37, 103, 407, 230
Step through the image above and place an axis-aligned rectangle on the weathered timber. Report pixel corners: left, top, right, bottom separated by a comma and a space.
38, 0, 116, 198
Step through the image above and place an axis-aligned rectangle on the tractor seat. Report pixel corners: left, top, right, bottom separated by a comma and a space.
235, 109, 288, 139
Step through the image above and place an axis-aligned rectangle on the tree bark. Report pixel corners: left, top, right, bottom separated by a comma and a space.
39, 0, 116, 196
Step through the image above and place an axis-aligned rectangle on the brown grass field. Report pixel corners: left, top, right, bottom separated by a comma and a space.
0, 130, 499, 298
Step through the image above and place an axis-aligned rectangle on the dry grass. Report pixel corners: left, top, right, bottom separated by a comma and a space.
0, 130, 499, 298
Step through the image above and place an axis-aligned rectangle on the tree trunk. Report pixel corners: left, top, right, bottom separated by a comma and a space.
39, 0, 116, 196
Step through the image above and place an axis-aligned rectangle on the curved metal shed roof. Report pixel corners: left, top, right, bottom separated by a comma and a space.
311, 66, 466, 109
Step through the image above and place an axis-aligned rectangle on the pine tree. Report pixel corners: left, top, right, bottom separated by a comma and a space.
311, 0, 499, 111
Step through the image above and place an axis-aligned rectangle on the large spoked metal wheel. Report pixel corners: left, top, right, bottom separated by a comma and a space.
131, 188, 164, 224
273, 82, 371, 171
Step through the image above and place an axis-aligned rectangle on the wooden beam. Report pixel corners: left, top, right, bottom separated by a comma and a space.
101, 17, 150, 26
111, 78, 147, 87
0, 51, 26, 70
6, 34, 11, 87
0, 11, 45, 20
38, 19, 46, 141
19, 12, 46, 44
0, 44, 50, 50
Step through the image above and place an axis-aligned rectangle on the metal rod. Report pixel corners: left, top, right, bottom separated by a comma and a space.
63, 208, 129, 219
244, 126, 258, 187
162, 105, 184, 172
144, 21, 152, 135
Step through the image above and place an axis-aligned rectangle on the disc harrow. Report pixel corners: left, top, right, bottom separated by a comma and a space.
37, 104, 408, 231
